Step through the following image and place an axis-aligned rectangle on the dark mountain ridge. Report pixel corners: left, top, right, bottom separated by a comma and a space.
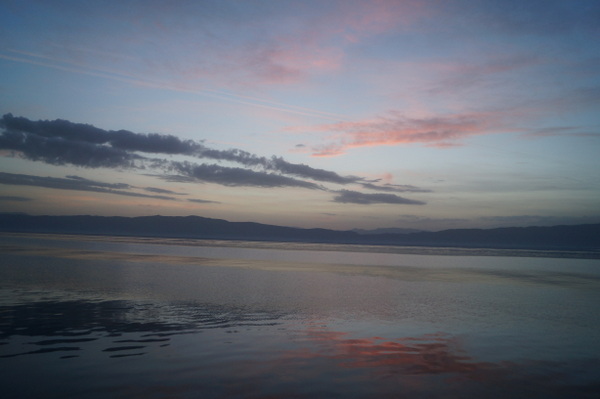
352, 227, 425, 235
0, 213, 599, 251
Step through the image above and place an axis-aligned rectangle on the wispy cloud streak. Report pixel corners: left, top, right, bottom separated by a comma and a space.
0, 50, 350, 122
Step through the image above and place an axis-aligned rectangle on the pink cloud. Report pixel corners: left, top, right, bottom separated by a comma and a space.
238, 41, 344, 85
8, 1, 433, 97
220, 1, 432, 87
333, 0, 430, 40
427, 55, 542, 95
307, 111, 513, 156
232, 0, 430, 86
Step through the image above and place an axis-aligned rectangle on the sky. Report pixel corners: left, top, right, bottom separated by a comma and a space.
0, 0, 599, 231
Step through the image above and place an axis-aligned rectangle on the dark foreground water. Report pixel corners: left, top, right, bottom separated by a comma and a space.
1, 233, 599, 398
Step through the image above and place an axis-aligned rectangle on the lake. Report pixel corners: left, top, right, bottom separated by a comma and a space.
1, 233, 599, 398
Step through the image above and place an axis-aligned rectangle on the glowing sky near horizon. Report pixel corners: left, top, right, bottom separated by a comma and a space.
0, 0, 599, 231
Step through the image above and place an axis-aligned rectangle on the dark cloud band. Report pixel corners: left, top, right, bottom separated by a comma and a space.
172, 161, 323, 189
0, 114, 428, 203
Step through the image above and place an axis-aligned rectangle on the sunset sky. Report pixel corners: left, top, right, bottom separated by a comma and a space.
1, 0, 599, 231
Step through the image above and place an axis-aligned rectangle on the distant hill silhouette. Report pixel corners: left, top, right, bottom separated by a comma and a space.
1, 213, 599, 251
352, 227, 425, 235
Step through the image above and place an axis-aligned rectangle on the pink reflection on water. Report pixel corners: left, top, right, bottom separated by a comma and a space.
282, 327, 490, 379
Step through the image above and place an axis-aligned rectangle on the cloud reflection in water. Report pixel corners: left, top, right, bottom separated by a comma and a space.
1, 292, 599, 398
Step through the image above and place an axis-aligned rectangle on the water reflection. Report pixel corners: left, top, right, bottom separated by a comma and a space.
2, 293, 599, 398
2, 235, 600, 398
235, 324, 600, 399
288, 329, 484, 375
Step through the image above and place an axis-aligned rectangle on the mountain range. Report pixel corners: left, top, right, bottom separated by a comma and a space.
1, 213, 599, 251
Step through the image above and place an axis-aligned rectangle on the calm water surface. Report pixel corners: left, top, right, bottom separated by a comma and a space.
1, 233, 599, 398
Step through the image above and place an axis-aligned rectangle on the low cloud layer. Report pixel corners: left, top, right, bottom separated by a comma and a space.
143, 186, 186, 195
0, 114, 427, 206
0, 195, 33, 202
333, 190, 426, 205
188, 198, 220, 204
1, 113, 203, 155
0, 128, 141, 168
360, 182, 431, 193
0, 172, 178, 201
